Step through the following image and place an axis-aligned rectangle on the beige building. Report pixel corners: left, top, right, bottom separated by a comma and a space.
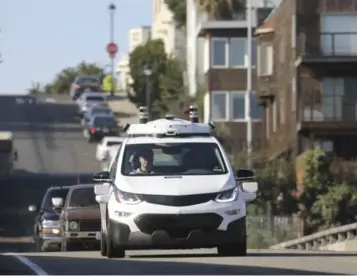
151, 0, 185, 58
117, 26, 151, 92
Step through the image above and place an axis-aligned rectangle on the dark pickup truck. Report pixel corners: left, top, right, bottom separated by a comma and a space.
59, 183, 101, 251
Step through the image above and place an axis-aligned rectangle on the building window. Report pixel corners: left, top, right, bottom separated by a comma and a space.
322, 78, 343, 120
211, 91, 228, 120
230, 38, 246, 67
257, 43, 273, 76
231, 92, 245, 120
211, 38, 228, 67
211, 91, 261, 121
211, 37, 256, 68
250, 92, 261, 119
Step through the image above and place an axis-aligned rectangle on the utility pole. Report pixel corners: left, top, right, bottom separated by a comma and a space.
0, 29, 3, 64
246, 0, 253, 168
108, 3, 116, 96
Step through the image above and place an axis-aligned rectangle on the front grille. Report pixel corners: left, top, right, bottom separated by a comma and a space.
79, 220, 101, 231
134, 213, 223, 238
140, 193, 218, 207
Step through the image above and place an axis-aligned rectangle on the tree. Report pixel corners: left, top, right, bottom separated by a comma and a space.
196, 0, 245, 19
165, 0, 187, 28
28, 82, 44, 94
299, 147, 357, 234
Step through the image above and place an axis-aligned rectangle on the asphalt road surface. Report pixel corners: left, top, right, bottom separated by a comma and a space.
2, 249, 357, 275
1, 95, 356, 275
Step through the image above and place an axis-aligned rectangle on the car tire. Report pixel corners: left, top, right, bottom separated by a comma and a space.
106, 220, 125, 258
217, 239, 247, 257
61, 238, 75, 252
88, 134, 93, 143
100, 229, 107, 256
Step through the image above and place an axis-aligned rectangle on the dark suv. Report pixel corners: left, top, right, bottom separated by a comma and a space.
28, 186, 71, 252
59, 184, 101, 251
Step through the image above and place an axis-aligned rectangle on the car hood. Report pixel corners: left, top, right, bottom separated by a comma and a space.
65, 207, 100, 220
115, 174, 234, 195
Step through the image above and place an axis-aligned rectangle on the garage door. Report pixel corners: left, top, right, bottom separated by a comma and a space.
321, 14, 357, 55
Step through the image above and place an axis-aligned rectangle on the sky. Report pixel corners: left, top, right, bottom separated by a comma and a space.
0, 0, 152, 94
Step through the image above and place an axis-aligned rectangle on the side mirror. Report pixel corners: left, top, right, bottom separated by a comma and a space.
95, 195, 110, 204
28, 205, 37, 212
93, 171, 111, 183
94, 183, 110, 195
236, 168, 255, 180
52, 197, 64, 208
241, 181, 258, 203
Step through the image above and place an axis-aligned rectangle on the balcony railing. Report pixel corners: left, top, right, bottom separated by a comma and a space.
297, 32, 357, 57
299, 91, 357, 122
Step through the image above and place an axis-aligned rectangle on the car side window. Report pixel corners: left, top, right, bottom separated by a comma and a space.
109, 145, 122, 180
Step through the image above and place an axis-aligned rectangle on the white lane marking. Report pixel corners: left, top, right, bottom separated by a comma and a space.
6, 253, 48, 275
45, 98, 56, 103
16, 98, 25, 104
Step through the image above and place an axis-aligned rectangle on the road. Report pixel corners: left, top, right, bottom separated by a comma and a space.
4, 249, 357, 275
0, 95, 356, 275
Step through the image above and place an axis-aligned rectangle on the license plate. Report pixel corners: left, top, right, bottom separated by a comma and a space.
103, 128, 109, 133
85, 88, 91, 92
96, 232, 101, 240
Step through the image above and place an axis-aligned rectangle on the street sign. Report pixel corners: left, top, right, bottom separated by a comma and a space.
106, 42, 118, 57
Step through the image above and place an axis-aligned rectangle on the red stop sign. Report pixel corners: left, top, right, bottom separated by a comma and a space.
106, 42, 118, 56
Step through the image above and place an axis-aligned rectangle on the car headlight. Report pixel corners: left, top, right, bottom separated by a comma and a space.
215, 187, 239, 203
114, 188, 142, 205
42, 220, 60, 228
69, 221, 79, 231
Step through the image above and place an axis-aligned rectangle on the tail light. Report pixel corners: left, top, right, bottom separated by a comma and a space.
74, 85, 80, 92
89, 127, 96, 133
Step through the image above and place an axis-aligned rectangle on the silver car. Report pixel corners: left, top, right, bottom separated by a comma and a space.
76, 92, 108, 116
70, 75, 101, 100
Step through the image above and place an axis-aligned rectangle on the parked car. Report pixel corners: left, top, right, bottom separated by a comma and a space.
96, 136, 124, 161
83, 114, 120, 143
28, 186, 71, 252
59, 184, 101, 251
70, 75, 101, 101
81, 106, 115, 127
76, 92, 108, 116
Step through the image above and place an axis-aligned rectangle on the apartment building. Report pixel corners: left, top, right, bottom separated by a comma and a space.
151, 0, 185, 58
256, 0, 357, 160
128, 26, 151, 53
116, 26, 151, 92
188, 0, 281, 149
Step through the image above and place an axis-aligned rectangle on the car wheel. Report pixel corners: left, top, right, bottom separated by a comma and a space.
100, 229, 107, 256
217, 240, 247, 257
88, 134, 93, 143
61, 238, 75, 252
106, 220, 125, 258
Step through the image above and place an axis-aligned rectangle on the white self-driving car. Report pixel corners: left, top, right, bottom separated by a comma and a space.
93, 106, 258, 258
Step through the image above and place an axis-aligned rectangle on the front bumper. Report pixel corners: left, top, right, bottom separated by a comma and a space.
109, 216, 246, 249
39, 233, 62, 249
65, 231, 100, 242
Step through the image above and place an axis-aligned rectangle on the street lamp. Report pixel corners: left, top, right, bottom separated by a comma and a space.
108, 3, 116, 96
143, 65, 152, 120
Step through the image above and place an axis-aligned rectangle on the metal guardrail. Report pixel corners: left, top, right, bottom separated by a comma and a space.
270, 222, 357, 250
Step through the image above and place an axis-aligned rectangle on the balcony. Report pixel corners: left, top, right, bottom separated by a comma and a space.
297, 89, 357, 134
296, 32, 357, 68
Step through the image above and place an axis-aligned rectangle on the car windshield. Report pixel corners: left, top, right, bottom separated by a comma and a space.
77, 77, 99, 86
42, 189, 69, 211
68, 187, 98, 208
86, 96, 104, 102
93, 117, 117, 127
121, 142, 228, 176
92, 107, 111, 115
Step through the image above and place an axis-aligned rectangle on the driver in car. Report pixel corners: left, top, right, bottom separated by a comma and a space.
130, 149, 154, 174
